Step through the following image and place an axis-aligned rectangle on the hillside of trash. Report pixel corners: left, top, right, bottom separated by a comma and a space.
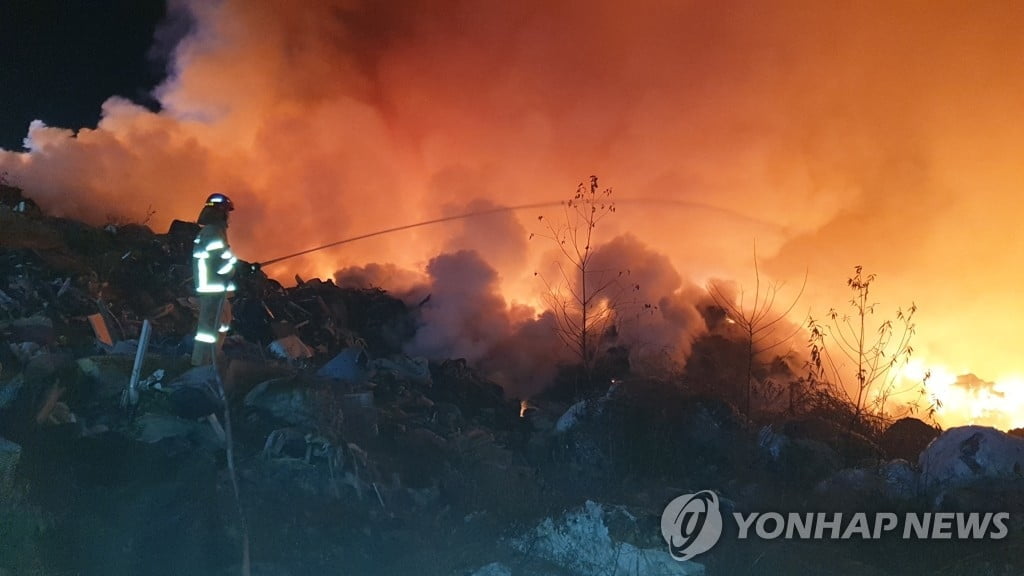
2, 183, 1024, 576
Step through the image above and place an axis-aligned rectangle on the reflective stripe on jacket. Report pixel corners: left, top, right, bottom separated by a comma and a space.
193, 224, 237, 293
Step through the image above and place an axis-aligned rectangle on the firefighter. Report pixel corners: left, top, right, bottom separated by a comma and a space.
191, 192, 239, 366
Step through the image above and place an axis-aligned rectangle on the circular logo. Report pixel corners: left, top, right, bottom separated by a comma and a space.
661, 490, 723, 561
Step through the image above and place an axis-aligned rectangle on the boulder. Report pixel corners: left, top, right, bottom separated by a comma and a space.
555, 397, 598, 434
880, 459, 920, 501
879, 417, 941, 462
511, 500, 704, 575
777, 416, 882, 464
919, 426, 1024, 489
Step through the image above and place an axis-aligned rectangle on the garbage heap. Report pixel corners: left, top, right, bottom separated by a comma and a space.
0, 185, 538, 575
4, 184, 1024, 576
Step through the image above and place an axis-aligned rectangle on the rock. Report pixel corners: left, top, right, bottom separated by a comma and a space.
919, 425, 1024, 489
0, 436, 21, 498
511, 500, 704, 575
880, 459, 920, 501
555, 397, 596, 433
813, 459, 920, 510
879, 417, 941, 462
316, 347, 371, 383
553, 381, 632, 434
779, 416, 882, 464
765, 433, 842, 488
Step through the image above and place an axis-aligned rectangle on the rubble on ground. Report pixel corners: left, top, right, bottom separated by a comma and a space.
3, 190, 1024, 575
812, 459, 920, 511
510, 500, 705, 575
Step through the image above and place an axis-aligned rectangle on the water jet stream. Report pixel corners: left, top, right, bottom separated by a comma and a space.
259, 197, 781, 268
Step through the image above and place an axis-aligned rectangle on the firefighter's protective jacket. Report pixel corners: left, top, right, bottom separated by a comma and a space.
192, 223, 238, 293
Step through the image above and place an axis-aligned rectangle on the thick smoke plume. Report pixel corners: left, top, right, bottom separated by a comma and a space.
588, 234, 708, 374
399, 249, 568, 397
2, 1, 1023, 426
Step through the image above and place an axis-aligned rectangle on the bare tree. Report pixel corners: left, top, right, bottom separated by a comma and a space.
806, 266, 919, 430
707, 246, 806, 417
532, 176, 635, 389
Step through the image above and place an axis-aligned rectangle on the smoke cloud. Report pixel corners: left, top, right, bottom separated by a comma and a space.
402, 249, 568, 397
2, 1, 1023, 425
589, 234, 708, 373
404, 250, 510, 363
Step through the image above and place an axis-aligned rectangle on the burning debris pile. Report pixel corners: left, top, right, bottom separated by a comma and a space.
2, 186, 1024, 576
0, 185, 584, 574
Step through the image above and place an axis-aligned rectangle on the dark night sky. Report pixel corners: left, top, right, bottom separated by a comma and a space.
0, 0, 169, 150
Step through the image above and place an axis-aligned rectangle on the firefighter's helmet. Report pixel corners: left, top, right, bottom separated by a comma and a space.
205, 193, 234, 211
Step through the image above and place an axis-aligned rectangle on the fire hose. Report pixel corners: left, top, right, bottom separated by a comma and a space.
257, 201, 562, 268
257, 197, 782, 268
